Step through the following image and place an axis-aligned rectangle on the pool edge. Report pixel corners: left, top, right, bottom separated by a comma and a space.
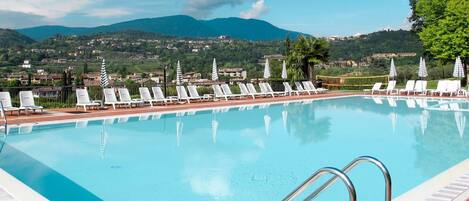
0, 168, 48, 201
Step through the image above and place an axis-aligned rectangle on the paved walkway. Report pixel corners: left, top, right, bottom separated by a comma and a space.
4, 92, 354, 125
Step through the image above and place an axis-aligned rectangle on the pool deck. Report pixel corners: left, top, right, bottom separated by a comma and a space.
4, 92, 354, 125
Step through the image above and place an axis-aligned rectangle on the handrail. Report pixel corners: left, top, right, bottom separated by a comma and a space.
305, 156, 392, 201
282, 167, 356, 201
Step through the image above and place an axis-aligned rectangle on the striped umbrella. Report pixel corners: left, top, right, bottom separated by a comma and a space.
176, 60, 182, 86
281, 60, 287, 80
212, 58, 218, 81
100, 59, 109, 87
389, 58, 397, 79
263, 58, 271, 79
453, 56, 465, 78
418, 57, 428, 79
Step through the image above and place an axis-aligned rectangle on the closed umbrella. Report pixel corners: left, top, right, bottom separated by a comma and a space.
100, 59, 109, 88
281, 60, 287, 80
263, 58, 271, 79
212, 58, 218, 81
100, 59, 109, 107
453, 56, 465, 78
418, 57, 428, 79
176, 60, 183, 86
389, 58, 397, 80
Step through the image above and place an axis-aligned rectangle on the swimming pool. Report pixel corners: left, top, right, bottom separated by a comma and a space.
0, 96, 468, 201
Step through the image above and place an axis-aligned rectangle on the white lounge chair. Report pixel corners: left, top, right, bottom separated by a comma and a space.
139, 87, 160, 107
19, 91, 43, 114
260, 83, 283, 97
283, 82, 299, 96
0, 92, 20, 116
443, 80, 461, 97
151, 87, 173, 104
118, 88, 144, 107
399, 80, 415, 95
212, 85, 236, 101
238, 83, 256, 99
367, 83, 382, 95
103, 88, 131, 110
431, 80, 448, 96
295, 82, 311, 95
379, 81, 397, 95
413, 80, 428, 95
247, 83, 269, 97
221, 84, 246, 99
187, 85, 210, 101
177, 86, 201, 103
303, 81, 328, 94
76, 88, 100, 111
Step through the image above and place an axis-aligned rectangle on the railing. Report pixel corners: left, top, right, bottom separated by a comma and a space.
283, 167, 356, 201
284, 156, 391, 201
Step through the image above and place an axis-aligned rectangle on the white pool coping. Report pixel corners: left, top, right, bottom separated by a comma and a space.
0, 169, 48, 201
394, 159, 469, 201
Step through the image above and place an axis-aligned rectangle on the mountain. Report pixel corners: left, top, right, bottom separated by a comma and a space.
17, 15, 303, 41
0, 29, 35, 48
329, 30, 424, 61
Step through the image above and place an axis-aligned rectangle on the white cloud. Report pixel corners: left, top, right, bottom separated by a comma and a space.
86, 8, 131, 18
0, 0, 92, 19
183, 0, 245, 18
240, 0, 268, 19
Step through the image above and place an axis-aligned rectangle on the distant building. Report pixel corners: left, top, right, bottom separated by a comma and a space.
21, 60, 31, 68
371, 52, 417, 59
219, 68, 247, 80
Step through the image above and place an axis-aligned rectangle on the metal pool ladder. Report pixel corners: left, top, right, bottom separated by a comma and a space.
283, 156, 392, 201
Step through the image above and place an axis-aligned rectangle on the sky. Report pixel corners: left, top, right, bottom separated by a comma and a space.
0, 0, 412, 37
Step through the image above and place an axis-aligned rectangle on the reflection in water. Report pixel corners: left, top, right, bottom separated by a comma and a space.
282, 110, 288, 131
263, 115, 271, 135
454, 112, 466, 138
100, 122, 108, 159
286, 102, 331, 144
176, 118, 183, 147
212, 119, 218, 143
420, 110, 429, 135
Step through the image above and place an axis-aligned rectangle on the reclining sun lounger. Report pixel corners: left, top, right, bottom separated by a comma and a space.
303, 81, 328, 94
283, 82, 299, 96
431, 80, 448, 96
151, 87, 174, 104
221, 84, 246, 99
0, 92, 20, 116
118, 88, 144, 107
413, 80, 428, 95
247, 83, 270, 97
139, 87, 160, 107
19, 91, 44, 114
177, 86, 201, 103
103, 88, 132, 110
295, 82, 312, 95
260, 83, 283, 97
238, 83, 256, 99
379, 81, 397, 95
399, 80, 415, 95
188, 85, 211, 101
76, 88, 100, 111
365, 83, 382, 95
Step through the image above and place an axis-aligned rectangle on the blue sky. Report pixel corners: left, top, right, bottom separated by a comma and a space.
0, 0, 412, 36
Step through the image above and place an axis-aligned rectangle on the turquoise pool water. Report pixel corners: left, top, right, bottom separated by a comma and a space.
1, 96, 469, 201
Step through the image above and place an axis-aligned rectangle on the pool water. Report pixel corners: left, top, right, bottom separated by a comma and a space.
1, 96, 469, 201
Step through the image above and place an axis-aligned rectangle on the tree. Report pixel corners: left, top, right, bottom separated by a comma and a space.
83, 62, 88, 74
414, 0, 469, 84
286, 35, 329, 81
